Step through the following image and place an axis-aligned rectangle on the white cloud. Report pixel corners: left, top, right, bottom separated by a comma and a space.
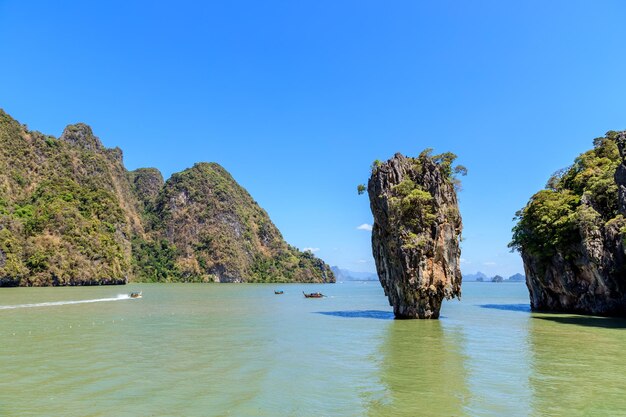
460, 258, 470, 264
303, 247, 320, 253
357, 223, 373, 231
483, 261, 497, 266
356, 259, 368, 264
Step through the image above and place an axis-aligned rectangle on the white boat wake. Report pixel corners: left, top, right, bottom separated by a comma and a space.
0, 294, 131, 310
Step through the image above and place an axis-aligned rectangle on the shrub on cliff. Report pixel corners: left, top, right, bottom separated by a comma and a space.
367, 150, 466, 251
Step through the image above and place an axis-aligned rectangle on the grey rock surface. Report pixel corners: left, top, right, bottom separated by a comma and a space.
368, 153, 463, 319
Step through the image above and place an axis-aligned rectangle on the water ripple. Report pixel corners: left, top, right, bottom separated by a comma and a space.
315, 310, 394, 320
534, 315, 626, 329
478, 303, 531, 313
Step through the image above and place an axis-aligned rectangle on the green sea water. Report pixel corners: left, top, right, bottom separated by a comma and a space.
1, 282, 625, 416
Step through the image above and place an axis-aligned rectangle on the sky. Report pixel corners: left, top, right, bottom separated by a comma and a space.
1, 1, 626, 277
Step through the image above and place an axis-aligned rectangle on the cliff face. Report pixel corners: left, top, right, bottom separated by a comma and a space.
0, 110, 333, 285
129, 168, 164, 209
154, 163, 334, 283
368, 152, 463, 319
512, 132, 626, 315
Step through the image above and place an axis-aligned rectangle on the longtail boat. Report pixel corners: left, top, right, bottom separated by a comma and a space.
303, 291, 324, 298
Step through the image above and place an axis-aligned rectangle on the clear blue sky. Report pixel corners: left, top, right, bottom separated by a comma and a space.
2, 1, 626, 277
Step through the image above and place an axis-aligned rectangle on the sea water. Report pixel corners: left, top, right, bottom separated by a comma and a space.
0, 282, 625, 416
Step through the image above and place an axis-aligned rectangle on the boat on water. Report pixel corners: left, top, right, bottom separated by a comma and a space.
274, 290, 284, 294
303, 291, 324, 298
129, 291, 142, 299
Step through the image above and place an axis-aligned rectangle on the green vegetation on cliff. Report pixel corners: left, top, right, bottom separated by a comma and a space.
0, 109, 334, 285
510, 132, 624, 262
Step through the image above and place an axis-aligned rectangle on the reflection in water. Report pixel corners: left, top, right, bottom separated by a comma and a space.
529, 314, 626, 415
459, 304, 533, 416
367, 321, 469, 417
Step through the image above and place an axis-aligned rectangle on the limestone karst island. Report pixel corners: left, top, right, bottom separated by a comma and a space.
2, 1, 626, 415
366, 151, 464, 319
0, 110, 334, 286
511, 132, 626, 316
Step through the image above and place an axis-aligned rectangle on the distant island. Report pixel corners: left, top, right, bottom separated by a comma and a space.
0, 110, 334, 286
330, 267, 528, 283
331, 266, 377, 281
464, 272, 525, 282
